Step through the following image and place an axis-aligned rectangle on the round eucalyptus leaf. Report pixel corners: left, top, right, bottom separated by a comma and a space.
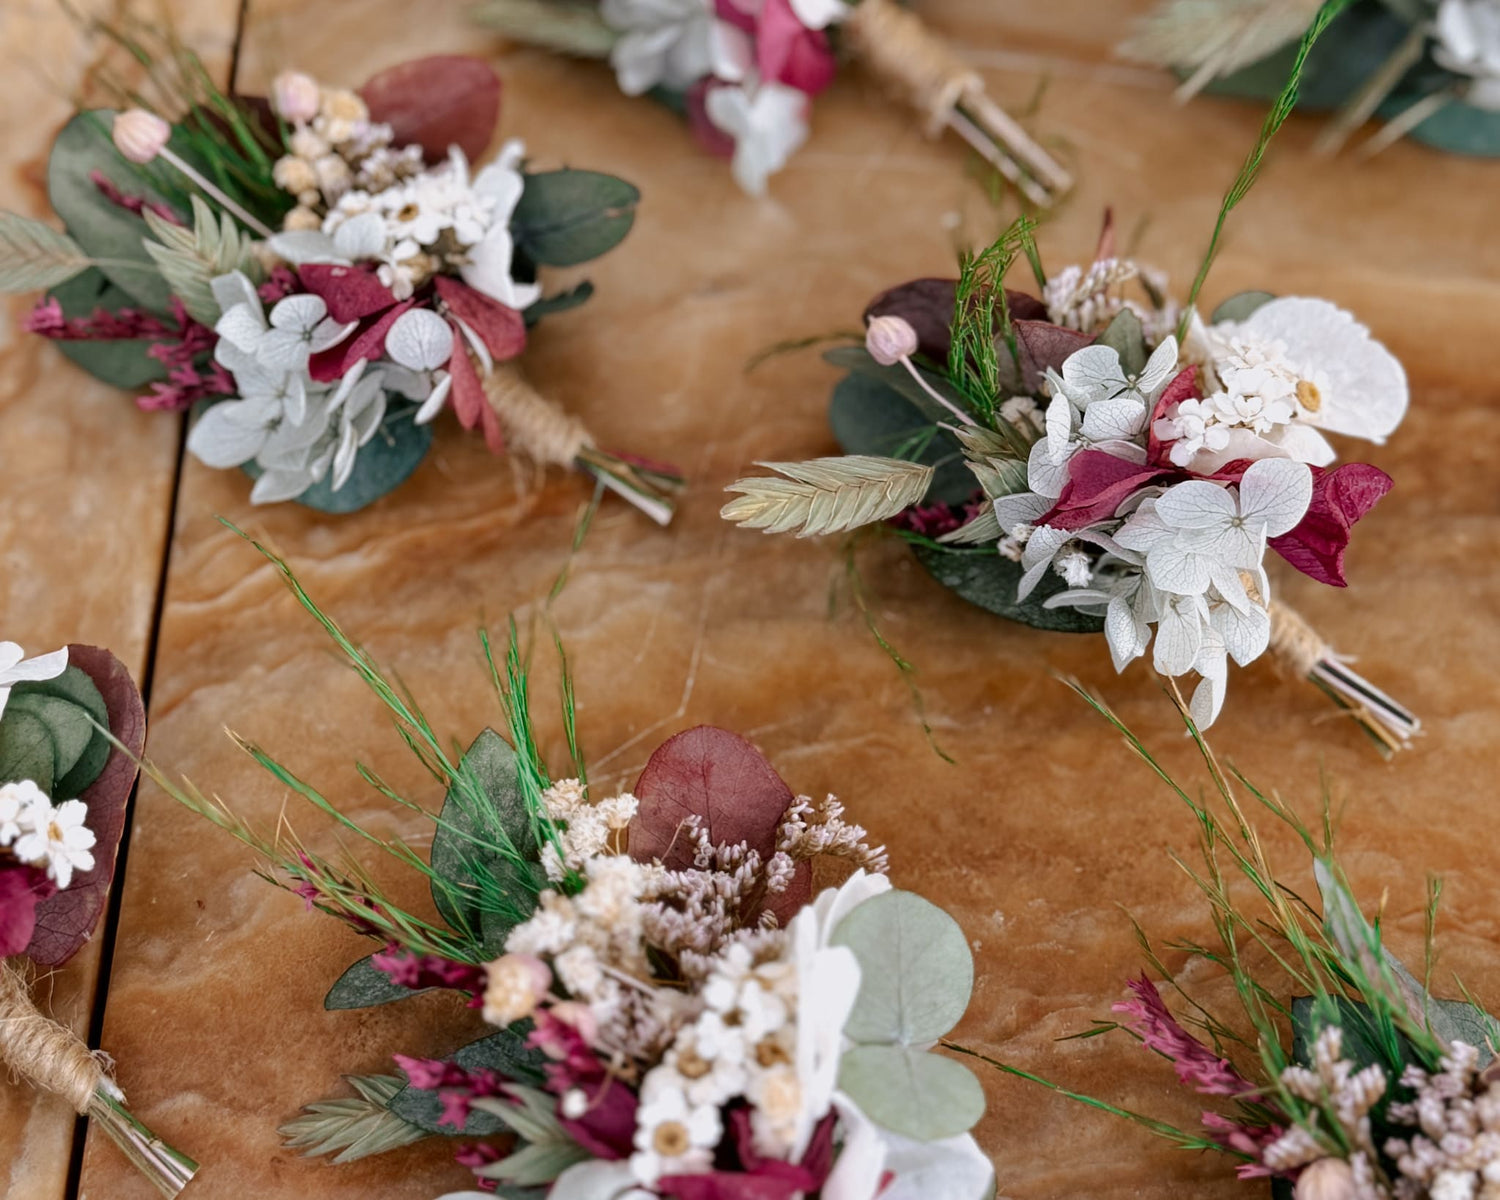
46, 268, 170, 389
837, 1043, 986, 1141
831, 889, 974, 1045
1210, 291, 1276, 325
4, 694, 94, 788
0, 711, 56, 793
512, 169, 639, 267
829, 372, 973, 506
911, 543, 1105, 634
1405, 99, 1500, 157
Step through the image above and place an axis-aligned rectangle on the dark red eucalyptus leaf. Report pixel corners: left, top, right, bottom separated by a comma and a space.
1270, 463, 1393, 588
1146, 367, 1202, 467
0, 866, 57, 958
360, 56, 501, 163
1040, 450, 1177, 532
864, 278, 1047, 364
446, 332, 507, 452
1014, 319, 1095, 392
25, 645, 145, 967
433, 277, 526, 362
308, 299, 413, 382
629, 727, 794, 869
299, 263, 399, 323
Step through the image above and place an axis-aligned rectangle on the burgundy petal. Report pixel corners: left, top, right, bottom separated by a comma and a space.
756, 0, 837, 95
446, 332, 507, 453
1270, 463, 1393, 587
0, 866, 56, 958
659, 1174, 807, 1200
686, 80, 737, 160
1015, 319, 1095, 391
1146, 367, 1202, 467
1040, 449, 1176, 532
308, 299, 414, 382
557, 1078, 637, 1160
433, 277, 526, 362
299, 263, 399, 323
360, 56, 501, 163
26, 646, 145, 967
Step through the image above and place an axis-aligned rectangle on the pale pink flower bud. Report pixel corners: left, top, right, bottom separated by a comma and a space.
482, 953, 552, 1027
112, 109, 170, 165
272, 71, 321, 123
549, 1000, 599, 1046
1295, 1159, 1356, 1200
865, 314, 919, 366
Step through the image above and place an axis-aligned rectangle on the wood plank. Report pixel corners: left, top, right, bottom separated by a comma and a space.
79, 1, 1500, 1197
0, 4, 239, 1197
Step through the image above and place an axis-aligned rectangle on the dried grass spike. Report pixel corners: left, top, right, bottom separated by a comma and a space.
722, 456, 934, 538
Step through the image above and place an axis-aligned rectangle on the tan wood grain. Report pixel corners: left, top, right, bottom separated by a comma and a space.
76, 0, 1500, 1197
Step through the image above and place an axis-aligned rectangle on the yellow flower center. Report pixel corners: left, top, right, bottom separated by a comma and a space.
1296, 379, 1322, 412
652, 1120, 691, 1157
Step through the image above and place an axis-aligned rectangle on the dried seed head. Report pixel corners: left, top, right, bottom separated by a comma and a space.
112, 110, 170, 165
1295, 1157, 1357, 1200
272, 71, 322, 123
865, 314, 919, 366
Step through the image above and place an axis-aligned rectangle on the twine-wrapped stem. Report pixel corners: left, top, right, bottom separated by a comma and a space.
477, 359, 681, 525
1267, 601, 1419, 754
0, 960, 197, 1196
842, 0, 1072, 205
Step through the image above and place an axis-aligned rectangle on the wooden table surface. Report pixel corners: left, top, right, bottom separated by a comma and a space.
4, 1, 1498, 1197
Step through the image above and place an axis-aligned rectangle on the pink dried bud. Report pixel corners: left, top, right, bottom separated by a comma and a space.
865, 314, 919, 366
272, 71, 322, 123
112, 109, 171, 165
549, 1000, 599, 1046
481, 953, 552, 1027
1295, 1159, 1356, 1200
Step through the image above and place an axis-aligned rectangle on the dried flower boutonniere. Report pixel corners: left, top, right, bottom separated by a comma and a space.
473, 0, 1072, 200
1121, 0, 1500, 158
0, 39, 680, 521
960, 688, 1500, 1200
724, 3, 1417, 751
0, 641, 196, 1195
146, 532, 993, 1199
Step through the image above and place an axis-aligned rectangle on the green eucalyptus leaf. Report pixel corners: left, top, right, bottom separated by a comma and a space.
476, 1137, 591, 1186
1097, 309, 1146, 377
1211, 291, 1276, 324
823, 346, 974, 429
512, 170, 639, 267
297, 407, 432, 513
3, 694, 93, 789
1405, 99, 1500, 158
324, 954, 429, 1010
837, 1043, 986, 1141
42, 268, 170, 390
0, 710, 56, 792
831, 890, 974, 1046
523, 280, 595, 326
387, 1026, 547, 1136
1289, 994, 1421, 1078
911, 543, 1106, 634
828, 372, 972, 506
11, 665, 111, 798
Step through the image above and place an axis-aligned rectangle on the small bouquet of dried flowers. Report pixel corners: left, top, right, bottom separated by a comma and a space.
723, 6, 1416, 750
0, 640, 196, 1196
148, 533, 993, 1199
960, 688, 1500, 1200
0, 32, 679, 520
473, 0, 1072, 201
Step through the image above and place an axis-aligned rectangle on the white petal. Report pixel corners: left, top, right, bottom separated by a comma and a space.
266, 230, 345, 264
1060, 344, 1126, 400
1181, 518, 1264, 572
1190, 671, 1226, 730
0, 647, 68, 685
414, 372, 453, 424
790, 0, 850, 27
1105, 595, 1146, 672
309, 317, 357, 354
331, 422, 359, 490
350, 390, 388, 445
269, 293, 327, 333
385, 308, 455, 371
281, 374, 307, 425
1114, 509, 1174, 554
330, 212, 387, 260
1262, 421, 1336, 467
543, 1159, 642, 1199
1136, 334, 1180, 396
1154, 480, 1236, 530
249, 467, 314, 504
1153, 596, 1205, 676
1026, 436, 1072, 499
214, 304, 267, 354
874, 1129, 995, 1200
460, 226, 540, 310
187, 400, 275, 468
993, 490, 1050, 531
823, 1099, 890, 1200
1213, 600, 1271, 667
1237, 457, 1313, 537
1146, 539, 1212, 595
209, 271, 263, 323
1044, 392, 1076, 458
1080, 396, 1148, 443
256, 328, 312, 375
1207, 560, 1251, 613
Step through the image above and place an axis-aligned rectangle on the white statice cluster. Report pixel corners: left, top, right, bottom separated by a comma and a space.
1386, 1040, 1500, 1200
1043, 257, 1179, 342
985, 295, 1407, 728
271, 144, 538, 309
269, 73, 426, 230
0, 779, 97, 890
186, 272, 455, 503
1434, 0, 1500, 111
600, 0, 850, 194
537, 778, 638, 882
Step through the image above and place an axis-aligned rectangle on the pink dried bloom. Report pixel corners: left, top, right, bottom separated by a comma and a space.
1114, 975, 1260, 1099
890, 495, 988, 538
391, 1055, 514, 1130
371, 945, 487, 1001
257, 266, 300, 304
89, 170, 183, 224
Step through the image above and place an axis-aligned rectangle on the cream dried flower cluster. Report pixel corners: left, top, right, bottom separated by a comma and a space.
0, 778, 97, 890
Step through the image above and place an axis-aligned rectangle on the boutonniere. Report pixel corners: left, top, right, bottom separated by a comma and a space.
147, 534, 992, 1199
970, 690, 1500, 1200
474, 0, 1072, 200
0, 42, 680, 521
0, 641, 196, 1195
724, 10, 1416, 750
1122, 0, 1500, 158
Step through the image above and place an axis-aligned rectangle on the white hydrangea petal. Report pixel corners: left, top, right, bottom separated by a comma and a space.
1059, 344, 1126, 399
1105, 595, 1146, 672
790, 0, 850, 28
1264, 422, 1336, 467
1146, 540, 1213, 595
1189, 671, 1225, 730
1136, 334, 1180, 396
249, 467, 315, 505
214, 303, 268, 353
1155, 481, 1237, 530
187, 399, 275, 467
210, 271, 263, 322
1026, 437, 1072, 499
1208, 561, 1252, 613
1213, 600, 1271, 667
351, 391, 388, 446
1080, 396, 1148, 443
269, 294, 327, 333
385, 308, 455, 371
331, 422, 360, 490
415, 372, 453, 424
309, 317, 357, 354
281, 374, 307, 425
1181, 518, 1264, 571
331, 212, 388, 260
1043, 393, 1076, 460
1152, 595, 1205, 676
257, 328, 313, 374
266, 230, 345, 265
1237, 457, 1313, 536
1114, 510, 1173, 554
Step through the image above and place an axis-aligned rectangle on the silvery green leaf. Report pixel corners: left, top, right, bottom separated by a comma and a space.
471, 1084, 564, 1143
143, 196, 259, 326
278, 1074, 429, 1163
324, 953, 427, 1010
830, 889, 974, 1045
938, 506, 1002, 545
1098, 308, 1147, 377
0, 211, 91, 292
837, 1043, 986, 1141
473, 0, 619, 56
474, 1136, 592, 1185
1211, 290, 1276, 324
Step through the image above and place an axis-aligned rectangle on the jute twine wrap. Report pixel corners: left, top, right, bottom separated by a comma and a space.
843, 0, 980, 137
1268, 600, 1331, 678
0, 959, 108, 1113
479, 360, 592, 467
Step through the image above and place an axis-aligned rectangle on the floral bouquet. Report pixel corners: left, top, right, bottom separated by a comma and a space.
1121, 0, 1500, 158
0, 641, 197, 1195
149, 535, 994, 1199
723, 16, 1417, 749
965, 689, 1500, 1200
0, 38, 680, 521
473, 0, 1072, 200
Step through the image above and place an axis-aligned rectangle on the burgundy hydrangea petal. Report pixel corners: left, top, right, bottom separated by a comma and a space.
299, 263, 399, 323
557, 1078, 638, 1160
714, 0, 756, 33
686, 79, 737, 160
1269, 463, 1393, 587
1039, 450, 1176, 531
0, 866, 57, 958
308, 299, 413, 382
446, 332, 507, 453
360, 56, 501, 163
756, 0, 837, 94
1146, 367, 1203, 467
658, 1174, 807, 1200
433, 277, 526, 362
